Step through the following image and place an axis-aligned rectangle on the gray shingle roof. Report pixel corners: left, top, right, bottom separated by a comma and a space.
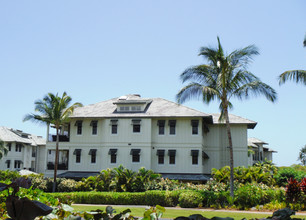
71, 96, 212, 119
248, 137, 268, 145
211, 113, 257, 129
0, 127, 46, 146
70, 95, 257, 128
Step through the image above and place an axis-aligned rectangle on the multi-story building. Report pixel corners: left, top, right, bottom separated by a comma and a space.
0, 127, 46, 173
248, 137, 276, 166
44, 94, 257, 181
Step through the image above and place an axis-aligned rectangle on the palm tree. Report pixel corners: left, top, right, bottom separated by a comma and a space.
176, 37, 277, 197
0, 139, 8, 160
298, 145, 306, 166
24, 92, 82, 192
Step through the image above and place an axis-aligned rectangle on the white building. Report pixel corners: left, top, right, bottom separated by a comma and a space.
43, 94, 258, 181
248, 137, 277, 166
0, 127, 46, 173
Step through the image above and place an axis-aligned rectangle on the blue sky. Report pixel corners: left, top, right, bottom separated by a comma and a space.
0, 1, 305, 166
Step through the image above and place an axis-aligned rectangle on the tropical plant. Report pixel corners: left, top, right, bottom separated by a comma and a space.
0, 139, 8, 160
298, 145, 306, 166
23, 92, 82, 192
286, 178, 301, 203
0, 177, 53, 220
177, 37, 277, 197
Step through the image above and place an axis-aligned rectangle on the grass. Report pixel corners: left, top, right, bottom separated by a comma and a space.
71, 204, 306, 220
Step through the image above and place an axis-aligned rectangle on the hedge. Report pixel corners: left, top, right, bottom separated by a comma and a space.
49, 190, 187, 207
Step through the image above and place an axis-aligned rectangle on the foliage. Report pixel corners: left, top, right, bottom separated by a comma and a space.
274, 167, 305, 186
142, 205, 165, 220
72, 166, 161, 193
298, 145, 306, 166
233, 183, 284, 210
285, 178, 303, 204
0, 177, 53, 219
212, 161, 277, 186
57, 178, 78, 192
0, 139, 8, 160
178, 191, 203, 208
0, 170, 21, 181
24, 91, 82, 192
176, 36, 277, 198
39, 204, 135, 220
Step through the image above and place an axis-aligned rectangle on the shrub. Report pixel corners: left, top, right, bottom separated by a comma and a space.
275, 167, 305, 186
0, 170, 20, 181
144, 191, 167, 206
234, 183, 277, 209
57, 178, 78, 192
286, 178, 301, 203
28, 174, 48, 191
178, 191, 203, 208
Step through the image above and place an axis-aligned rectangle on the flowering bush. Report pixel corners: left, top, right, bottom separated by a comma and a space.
57, 178, 78, 192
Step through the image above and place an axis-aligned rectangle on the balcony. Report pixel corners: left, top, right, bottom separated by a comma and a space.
49, 135, 70, 142
47, 162, 68, 170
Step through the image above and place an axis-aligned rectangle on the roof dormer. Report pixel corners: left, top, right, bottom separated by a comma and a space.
113, 94, 152, 113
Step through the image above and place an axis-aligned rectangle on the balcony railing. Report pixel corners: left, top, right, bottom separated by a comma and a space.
49, 135, 70, 142
47, 162, 68, 170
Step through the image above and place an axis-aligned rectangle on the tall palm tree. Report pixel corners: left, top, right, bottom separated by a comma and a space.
279, 35, 306, 85
24, 92, 82, 192
176, 37, 277, 197
0, 139, 8, 160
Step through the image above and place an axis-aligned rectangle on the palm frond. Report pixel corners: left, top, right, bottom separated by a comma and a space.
234, 81, 277, 102
176, 83, 219, 104
279, 70, 306, 85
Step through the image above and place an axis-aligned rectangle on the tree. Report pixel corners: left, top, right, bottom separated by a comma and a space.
24, 92, 82, 192
298, 145, 306, 166
0, 139, 8, 160
176, 37, 277, 197
279, 35, 306, 85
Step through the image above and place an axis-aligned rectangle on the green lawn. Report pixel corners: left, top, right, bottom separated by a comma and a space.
71, 204, 306, 220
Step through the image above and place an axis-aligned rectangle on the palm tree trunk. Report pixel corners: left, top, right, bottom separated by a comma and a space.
53, 126, 60, 192
224, 106, 234, 198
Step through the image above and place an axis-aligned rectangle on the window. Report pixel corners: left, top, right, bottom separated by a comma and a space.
7, 143, 11, 151
109, 149, 117, 164
157, 120, 165, 135
120, 106, 130, 111
89, 149, 97, 163
32, 146, 36, 157
131, 106, 141, 111
90, 120, 98, 135
15, 143, 22, 152
132, 119, 141, 133
73, 149, 82, 163
169, 120, 176, 135
191, 120, 199, 135
110, 119, 118, 134
191, 150, 199, 165
156, 149, 165, 164
6, 160, 10, 169
168, 150, 176, 164
14, 160, 22, 169
130, 149, 141, 163
75, 121, 83, 135
47, 150, 69, 170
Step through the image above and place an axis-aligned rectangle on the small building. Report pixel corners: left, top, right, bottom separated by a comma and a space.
0, 127, 46, 173
248, 137, 277, 165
